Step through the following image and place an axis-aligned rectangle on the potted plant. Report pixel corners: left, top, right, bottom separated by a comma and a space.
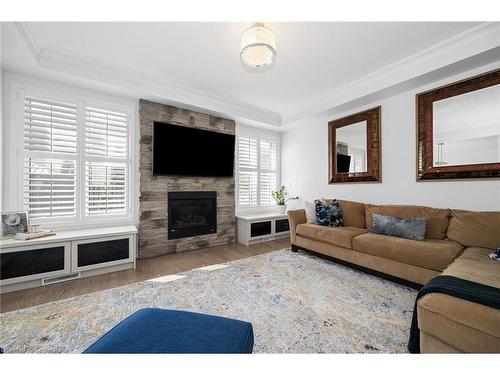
272, 186, 299, 214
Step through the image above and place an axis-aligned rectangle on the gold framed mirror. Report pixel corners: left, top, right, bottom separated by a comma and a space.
328, 106, 381, 183
416, 69, 500, 181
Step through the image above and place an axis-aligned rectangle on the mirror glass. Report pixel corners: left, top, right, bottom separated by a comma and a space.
433, 85, 500, 167
336, 120, 368, 173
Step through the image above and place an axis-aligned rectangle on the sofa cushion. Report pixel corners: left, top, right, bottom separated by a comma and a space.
324, 199, 366, 228
417, 246, 500, 353
442, 247, 500, 289
365, 204, 450, 240
352, 233, 463, 271
417, 293, 500, 353
372, 214, 427, 241
296, 223, 368, 249
446, 210, 500, 250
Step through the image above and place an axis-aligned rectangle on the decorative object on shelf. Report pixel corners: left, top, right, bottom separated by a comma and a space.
416, 68, 500, 181
15, 229, 56, 241
1, 211, 28, 238
328, 107, 382, 183
240, 22, 276, 68
272, 186, 298, 214
28, 223, 41, 233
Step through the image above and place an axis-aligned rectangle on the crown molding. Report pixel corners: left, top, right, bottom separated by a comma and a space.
15, 22, 500, 129
16, 22, 281, 127
14, 22, 41, 61
282, 22, 500, 126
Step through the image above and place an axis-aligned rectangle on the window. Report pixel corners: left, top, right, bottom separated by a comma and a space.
236, 132, 279, 209
85, 107, 128, 216
18, 89, 134, 228
347, 146, 366, 173
23, 97, 78, 219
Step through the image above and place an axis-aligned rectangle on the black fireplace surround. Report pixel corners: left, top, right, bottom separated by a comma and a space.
167, 191, 217, 239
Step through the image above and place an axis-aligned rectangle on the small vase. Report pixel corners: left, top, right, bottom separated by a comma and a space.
277, 205, 287, 214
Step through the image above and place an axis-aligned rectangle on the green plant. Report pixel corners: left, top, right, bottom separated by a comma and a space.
271, 186, 299, 205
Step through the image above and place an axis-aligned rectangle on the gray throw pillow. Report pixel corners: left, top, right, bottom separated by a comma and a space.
372, 214, 427, 241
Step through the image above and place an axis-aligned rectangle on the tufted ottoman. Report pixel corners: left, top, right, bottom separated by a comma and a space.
83, 308, 254, 354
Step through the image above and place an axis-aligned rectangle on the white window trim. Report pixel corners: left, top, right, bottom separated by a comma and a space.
3, 73, 139, 230
235, 124, 281, 214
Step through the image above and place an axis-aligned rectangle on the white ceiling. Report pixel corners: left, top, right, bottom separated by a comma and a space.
2, 22, 499, 128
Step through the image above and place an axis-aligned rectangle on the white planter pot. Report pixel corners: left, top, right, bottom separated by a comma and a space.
277, 205, 287, 214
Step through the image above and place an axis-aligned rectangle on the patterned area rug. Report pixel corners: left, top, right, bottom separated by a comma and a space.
0, 249, 417, 353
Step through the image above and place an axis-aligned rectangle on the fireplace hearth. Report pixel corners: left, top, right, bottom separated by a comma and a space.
167, 191, 217, 239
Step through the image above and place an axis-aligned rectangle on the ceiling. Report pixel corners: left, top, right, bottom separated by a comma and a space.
2, 22, 499, 128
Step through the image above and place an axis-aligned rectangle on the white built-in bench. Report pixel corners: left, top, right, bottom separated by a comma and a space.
236, 213, 290, 246
0, 225, 137, 293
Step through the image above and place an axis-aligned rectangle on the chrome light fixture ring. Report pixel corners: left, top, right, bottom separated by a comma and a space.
240, 23, 276, 68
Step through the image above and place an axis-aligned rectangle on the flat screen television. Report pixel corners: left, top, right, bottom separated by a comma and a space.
152, 122, 235, 177
336, 153, 351, 173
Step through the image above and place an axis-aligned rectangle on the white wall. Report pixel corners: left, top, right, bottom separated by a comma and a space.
281, 65, 500, 212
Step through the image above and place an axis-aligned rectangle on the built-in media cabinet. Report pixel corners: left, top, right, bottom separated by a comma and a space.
236, 213, 290, 246
0, 226, 137, 293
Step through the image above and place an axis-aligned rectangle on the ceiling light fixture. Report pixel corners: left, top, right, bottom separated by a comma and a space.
240, 22, 276, 68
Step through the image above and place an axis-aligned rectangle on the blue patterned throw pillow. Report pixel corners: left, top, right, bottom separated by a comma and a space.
488, 248, 500, 261
314, 199, 344, 227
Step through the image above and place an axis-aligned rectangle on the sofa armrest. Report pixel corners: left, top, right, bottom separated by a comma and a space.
287, 209, 307, 244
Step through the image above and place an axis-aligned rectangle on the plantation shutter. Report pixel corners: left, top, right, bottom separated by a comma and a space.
23, 97, 78, 218
259, 139, 277, 207
260, 139, 276, 170
259, 172, 276, 206
236, 135, 278, 208
348, 147, 365, 173
85, 106, 128, 215
236, 135, 258, 207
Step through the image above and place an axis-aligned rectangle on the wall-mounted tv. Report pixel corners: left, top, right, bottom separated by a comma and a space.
152, 122, 235, 177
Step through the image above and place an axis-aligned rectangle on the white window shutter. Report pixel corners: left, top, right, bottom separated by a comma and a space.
236, 134, 278, 209
24, 97, 77, 154
23, 96, 78, 219
85, 162, 127, 215
85, 106, 129, 217
259, 172, 276, 206
260, 139, 276, 170
24, 159, 76, 218
85, 107, 128, 158
237, 135, 258, 168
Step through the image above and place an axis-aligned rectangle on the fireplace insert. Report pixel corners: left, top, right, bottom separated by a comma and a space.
167, 191, 217, 239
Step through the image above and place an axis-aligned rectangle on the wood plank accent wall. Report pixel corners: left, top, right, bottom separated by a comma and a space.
138, 100, 236, 259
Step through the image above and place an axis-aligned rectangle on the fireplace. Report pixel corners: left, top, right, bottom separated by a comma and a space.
167, 191, 217, 239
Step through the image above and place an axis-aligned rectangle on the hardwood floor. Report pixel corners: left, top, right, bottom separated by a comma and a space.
0, 238, 290, 313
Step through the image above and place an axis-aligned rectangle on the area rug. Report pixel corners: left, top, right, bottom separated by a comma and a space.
0, 249, 417, 353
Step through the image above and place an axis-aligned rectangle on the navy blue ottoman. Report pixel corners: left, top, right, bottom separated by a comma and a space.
83, 308, 254, 354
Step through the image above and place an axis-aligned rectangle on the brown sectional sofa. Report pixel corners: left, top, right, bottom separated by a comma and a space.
288, 200, 500, 353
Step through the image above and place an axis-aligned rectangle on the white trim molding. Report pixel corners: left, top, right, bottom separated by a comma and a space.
14, 22, 281, 128
282, 22, 500, 125
12, 22, 500, 129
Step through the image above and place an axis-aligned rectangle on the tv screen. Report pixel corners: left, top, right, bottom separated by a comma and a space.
152, 122, 235, 177
336, 153, 351, 173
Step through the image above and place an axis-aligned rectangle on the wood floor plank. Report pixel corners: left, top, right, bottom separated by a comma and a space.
0, 238, 290, 313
